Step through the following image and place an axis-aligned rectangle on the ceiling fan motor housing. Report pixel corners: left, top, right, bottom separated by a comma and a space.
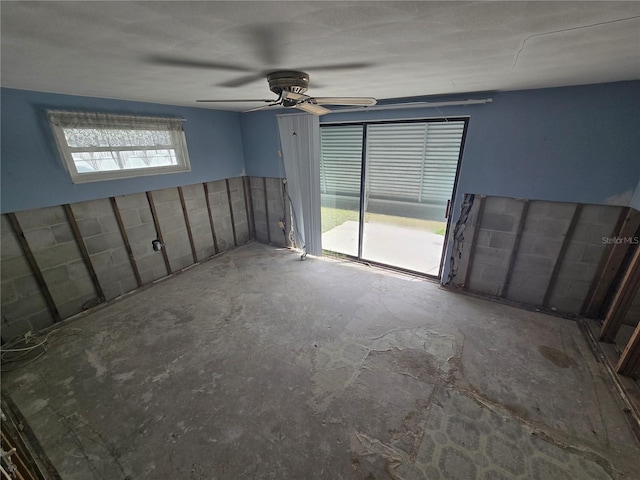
267, 71, 309, 96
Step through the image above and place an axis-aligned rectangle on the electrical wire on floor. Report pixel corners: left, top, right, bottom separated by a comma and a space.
0, 328, 79, 372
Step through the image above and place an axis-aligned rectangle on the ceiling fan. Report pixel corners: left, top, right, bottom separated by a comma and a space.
146, 24, 376, 115
195, 70, 377, 115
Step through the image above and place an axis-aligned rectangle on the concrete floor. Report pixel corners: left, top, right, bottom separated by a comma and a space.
2, 242, 639, 479
322, 221, 444, 275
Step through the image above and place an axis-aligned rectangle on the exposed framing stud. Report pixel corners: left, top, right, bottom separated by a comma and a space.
177, 187, 198, 263
110, 197, 142, 287
242, 176, 254, 239
542, 203, 583, 307
502, 199, 530, 298
600, 241, 640, 343
146, 191, 172, 275
63, 204, 106, 303
203, 182, 220, 254
262, 177, 271, 244
226, 179, 238, 246
6, 213, 61, 323
617, 321, 640, 378
463, 195, 486, 290
583, 208, 640, 318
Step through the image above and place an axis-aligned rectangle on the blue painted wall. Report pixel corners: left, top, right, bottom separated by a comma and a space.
1, 88, 245, 213
240, 108, 286, 179
240, 81, 640, 279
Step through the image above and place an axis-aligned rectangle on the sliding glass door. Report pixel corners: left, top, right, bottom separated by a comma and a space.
320, 119, 467, 277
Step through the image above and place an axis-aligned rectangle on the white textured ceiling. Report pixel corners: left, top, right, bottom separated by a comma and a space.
2, 1, 639, 111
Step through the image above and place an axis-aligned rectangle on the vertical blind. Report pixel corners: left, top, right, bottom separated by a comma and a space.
320, 121, 465, 205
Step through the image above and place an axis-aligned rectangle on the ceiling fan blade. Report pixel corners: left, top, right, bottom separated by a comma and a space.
295, 102, 331, 116
218, 73, 268, 88
244, 102, 282, 113
313, 97, 377, 106
196, 99, 276, 103
301, 62, 373, 72
146, 55, 251, 72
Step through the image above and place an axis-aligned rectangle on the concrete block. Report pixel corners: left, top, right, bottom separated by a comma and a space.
488, 231, 516, 250
71, 199, 113, 220
523, 217, 570, 238
159, 215, 187, 235
481, 213, 516, 233
479, 265, 508, 284
517, 235, 562, 258
119, 208, 142, 229
472, 246, 509, 268
563, 241, 587, 262
13, 275, 43, 299
15, 206, 66, 231
581, 244, 605, 265
510, 254, 553, 275
115, 193, 148, 210
139, 268, 157, 286
77, 218, 103, 238
126, 224, 156, 244
556, 260, 597, 281
41, 265, 70, 284
154, 203, 173, 219
3, 294, 49, 322
1, 255, 32, 280
32, 243, 82, 270
152, 187, 179, 203
138, 207, 154, 225
506, 272, 550, 305
84, 232, 124, 255
572, 223, 616, 246
543, 201, 577, 220
206, 191, 221, 207
483, 197, 513, 214
208, 180, 227, 194
1, 214, 12, 232
1, 282, 18, 304
546, 295, 583, 315
27, 309, 55, 332
1, 230, 24, 260
51, 223, 76, 244
97, 215, 119, 234
89, 251, 112, 270
109, 247, 131, 266
579, 205, 623, 225
24, 227, 57, 250
468, 268, 501, 296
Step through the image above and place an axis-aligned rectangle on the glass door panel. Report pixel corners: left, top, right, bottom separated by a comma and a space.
320, 125, 363, 257
361, 122, 464, 275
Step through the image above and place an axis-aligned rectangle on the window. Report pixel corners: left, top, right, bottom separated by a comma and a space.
48, 111, 191, 183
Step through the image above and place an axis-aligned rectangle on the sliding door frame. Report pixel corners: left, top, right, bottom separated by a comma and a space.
320, 116, 470, 278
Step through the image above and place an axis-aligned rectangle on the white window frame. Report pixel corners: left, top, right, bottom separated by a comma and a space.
48, 110, 191, 183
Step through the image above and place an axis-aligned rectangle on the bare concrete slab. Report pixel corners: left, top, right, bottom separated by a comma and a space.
2, 242, 638, 479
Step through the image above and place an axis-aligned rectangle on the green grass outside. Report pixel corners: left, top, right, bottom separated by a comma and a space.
321, 206, 447, 235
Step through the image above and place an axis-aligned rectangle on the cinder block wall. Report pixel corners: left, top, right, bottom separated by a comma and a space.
450, 194, 630, 318
1, 176, 286, 342
249, 177, 288, 248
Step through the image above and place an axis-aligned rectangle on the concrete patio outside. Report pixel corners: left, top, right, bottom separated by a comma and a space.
322, 220, 446, 276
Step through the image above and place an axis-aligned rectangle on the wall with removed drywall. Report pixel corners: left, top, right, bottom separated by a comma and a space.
449, 194, 637, 319
1, 176, 289, 341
